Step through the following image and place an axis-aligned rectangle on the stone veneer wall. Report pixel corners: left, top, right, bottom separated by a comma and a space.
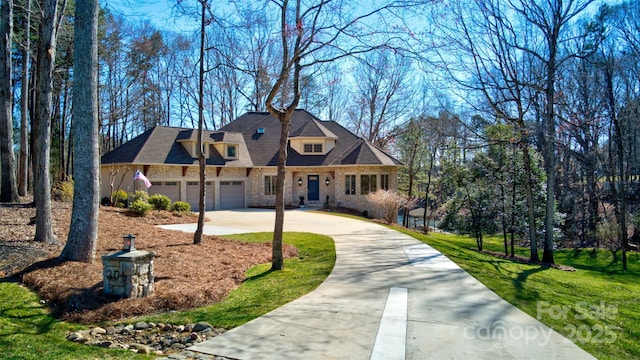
248, 166, 399, 218
332, 166, 399, 219
100, 164, 399, 218
100, 165, 251, 208
248, 167, 336, 208
102, 250, 155, 298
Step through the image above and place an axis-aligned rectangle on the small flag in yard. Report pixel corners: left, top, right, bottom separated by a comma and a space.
134, 170, 152, 188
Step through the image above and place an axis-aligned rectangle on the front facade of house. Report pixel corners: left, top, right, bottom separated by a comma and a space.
100, 110, 403, 216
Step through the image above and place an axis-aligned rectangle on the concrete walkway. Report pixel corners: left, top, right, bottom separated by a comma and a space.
161, 209, 594, 360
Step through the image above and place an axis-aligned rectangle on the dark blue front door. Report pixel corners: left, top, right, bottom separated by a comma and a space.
308, 175, 320, 201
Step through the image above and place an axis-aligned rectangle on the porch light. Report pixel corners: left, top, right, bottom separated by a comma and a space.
298, 177, 303, 186
325, 177, 330, 186
123, 234, 136, 252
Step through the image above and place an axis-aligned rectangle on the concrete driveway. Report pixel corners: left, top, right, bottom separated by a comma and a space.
162, 209, 594, 360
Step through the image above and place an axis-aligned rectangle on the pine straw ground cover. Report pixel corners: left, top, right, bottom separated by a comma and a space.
1, 202, 296, 324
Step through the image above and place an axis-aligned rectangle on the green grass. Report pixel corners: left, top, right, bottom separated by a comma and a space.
0, 232, 335, 359
0, 282, 148, 360
143, 232, 335, 327
396, 228, 640, 360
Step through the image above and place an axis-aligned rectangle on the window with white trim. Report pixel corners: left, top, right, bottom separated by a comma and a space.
303, 143, 323, 153
226, 145, 237, 159
380, 174, 390, 190
360, 175, 377, 195
345, 175, 356, 195
264, 175, 277, 195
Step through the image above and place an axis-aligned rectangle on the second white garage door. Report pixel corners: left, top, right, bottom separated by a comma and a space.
219, 181, 244, 210
186, 181, 214, 211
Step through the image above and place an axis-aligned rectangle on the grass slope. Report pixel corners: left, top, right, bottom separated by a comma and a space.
398, 229, 639, 360
0, 282, 145, 360
144, 232, 335, 327
0, 232, 335, 359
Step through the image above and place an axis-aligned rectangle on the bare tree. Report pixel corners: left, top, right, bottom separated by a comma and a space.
33, 0, 66, 243
317, 66, 349, 123
348, 50, 413, 148
430, 0, 595, 263
18, 0, 31, 197
59, 0, 99, 262
230, 0, 430, 270
0, 0, 19, 203
430, 0, 541, 261
193, 0, 209, 245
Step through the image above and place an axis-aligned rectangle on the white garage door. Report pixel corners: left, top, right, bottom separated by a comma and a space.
149, 181, 180, 203
186, 181, 214, 211
219, 181, 244, 210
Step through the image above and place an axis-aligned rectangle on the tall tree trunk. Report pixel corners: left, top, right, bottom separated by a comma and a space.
33, 0, 61, 243
193, 0, 207, 245
501, 183, 508, 256
542, 47, 557, 265
60, 0, 99, 262
405, 152, 415, 228
605, 61, 628, 270
0, 0, 19, 203
58, 79, 70, 178
18, 0, 31, 197
521, 142, 539, 262
422, 147, 436, 234
271, 111, 292, 271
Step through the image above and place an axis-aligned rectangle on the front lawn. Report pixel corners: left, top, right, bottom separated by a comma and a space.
0, 232, 335, 359
398, 229, 639, 360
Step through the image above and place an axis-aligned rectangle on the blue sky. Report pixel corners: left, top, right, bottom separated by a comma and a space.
103, 0, 198, 33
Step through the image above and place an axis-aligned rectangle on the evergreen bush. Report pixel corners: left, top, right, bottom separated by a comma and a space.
111, 190, 129, 207
171, 201, 191, 213
133, 190, 150, 202
129, 199, 153, 216
148, 194, 172, 210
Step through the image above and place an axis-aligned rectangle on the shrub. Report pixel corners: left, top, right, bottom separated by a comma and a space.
172, 201, 191, 213
133, 190, 150, 202
366, 190, 418, 224
129, 199, 153, 216
52, 179, 74, 202
111, 190, 129, 207
148, 194, 172, 211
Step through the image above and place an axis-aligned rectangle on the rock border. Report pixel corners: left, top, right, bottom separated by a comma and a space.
66, 321, 228, 357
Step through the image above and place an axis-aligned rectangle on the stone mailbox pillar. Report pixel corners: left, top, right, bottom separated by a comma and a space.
102, 250, 155, 298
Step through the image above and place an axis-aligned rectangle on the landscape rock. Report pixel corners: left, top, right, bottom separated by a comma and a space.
131, 343, 152, 354
66, 331, 87, 343
91, 327, 107, 335
192, 322, 212, 332
66, 321, 226, 357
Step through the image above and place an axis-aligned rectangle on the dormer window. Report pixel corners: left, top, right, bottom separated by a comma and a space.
226, 144, 238, 159
304, 143, 323, 153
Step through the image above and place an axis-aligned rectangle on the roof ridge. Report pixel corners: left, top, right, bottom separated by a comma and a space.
362, 138, 402, 165
329, 137, 365, 165
312, 119, 338, 138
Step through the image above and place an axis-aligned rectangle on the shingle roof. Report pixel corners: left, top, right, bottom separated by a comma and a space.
101, 109, 402, 168
289, 118, 338, 139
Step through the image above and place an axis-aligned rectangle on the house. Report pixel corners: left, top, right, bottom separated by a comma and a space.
100, 110, 403, 216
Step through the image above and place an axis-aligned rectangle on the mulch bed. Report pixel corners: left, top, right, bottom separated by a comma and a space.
1, 202, 297, 324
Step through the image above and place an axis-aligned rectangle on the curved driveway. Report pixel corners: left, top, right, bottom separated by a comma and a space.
161, 209, 594, 360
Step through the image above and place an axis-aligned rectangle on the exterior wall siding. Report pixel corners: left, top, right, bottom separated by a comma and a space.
100, 164, 399, 219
